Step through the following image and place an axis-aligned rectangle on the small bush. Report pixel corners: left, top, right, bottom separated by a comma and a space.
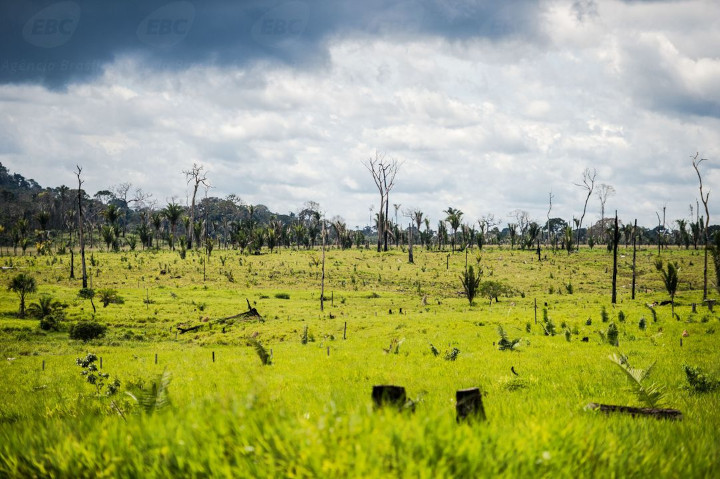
275, 293, 290, 300
606, 322, 619, 346
39, 309, 66, 331
601, 306, 609, 323
618, 311, 626, 322
69, 321, 107, 341
639, 317, 647, 331
682, 364, 718, 393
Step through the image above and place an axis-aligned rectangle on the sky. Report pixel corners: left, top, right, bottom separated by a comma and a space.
1, 0, 719, 230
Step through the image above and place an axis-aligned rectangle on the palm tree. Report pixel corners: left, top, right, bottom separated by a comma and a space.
151, 212, 163, 249
508, 223, 518, 250
655, 258, 679, 317
8, 273, 37, 318
444, 207, 463, 252
163, 202, 183, 250
27, 294, 62, 319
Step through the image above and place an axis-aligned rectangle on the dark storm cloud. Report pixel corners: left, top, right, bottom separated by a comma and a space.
0, 0, 543, 88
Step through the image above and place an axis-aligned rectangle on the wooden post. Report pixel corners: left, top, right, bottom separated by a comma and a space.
611, 211, 618, 304
321, 220, 326, 312
692, 303, 697, 313
327, 346, 330, 356
372, 385, 406, 409
42, 360, 45, 371
212, 351, 215, 362
154, 353, 157, 364
456, 388, 486, 422
343, 321, 347, 340
331, 291, 334, 307
534, 298, 537, 325
146, 288, 150, 310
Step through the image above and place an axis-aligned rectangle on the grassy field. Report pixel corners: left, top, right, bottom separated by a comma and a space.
1, 244, 719, 477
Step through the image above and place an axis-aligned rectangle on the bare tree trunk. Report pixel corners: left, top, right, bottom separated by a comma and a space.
612, 211, 618, 304
320, 220, 326, 311
692, 153, 710, 300
408, 222, 413, 263
631, 219, 637, 300
75, 166, 87, 289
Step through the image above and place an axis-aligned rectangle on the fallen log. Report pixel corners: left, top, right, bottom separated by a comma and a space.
585, 402, 682, 420
177, 299, 264, 334
177, 324, 203, 334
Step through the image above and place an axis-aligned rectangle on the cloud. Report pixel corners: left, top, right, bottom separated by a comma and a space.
0, 0, 545, 88
0, 0, 719, 229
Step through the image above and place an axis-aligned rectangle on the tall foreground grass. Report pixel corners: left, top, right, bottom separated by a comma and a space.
0, 246, 718, 477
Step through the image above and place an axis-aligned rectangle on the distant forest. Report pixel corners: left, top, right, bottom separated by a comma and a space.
0, 162, 717, 255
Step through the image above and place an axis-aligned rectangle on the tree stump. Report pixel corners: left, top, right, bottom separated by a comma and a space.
692, 303, 697, 313
586, 402, 682, 420
456, 388, 486, 422
705, 299, 716, 313
372, 385, 406, 410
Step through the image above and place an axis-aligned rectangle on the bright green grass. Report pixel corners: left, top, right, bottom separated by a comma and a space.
0, 245, 718, 477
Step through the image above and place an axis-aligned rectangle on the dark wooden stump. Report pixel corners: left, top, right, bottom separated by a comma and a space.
586, 402, 682, 420
372, 385, 406, 409
705, 299, 716, 313
692, 303, 697, 313
456, 388, 486, 422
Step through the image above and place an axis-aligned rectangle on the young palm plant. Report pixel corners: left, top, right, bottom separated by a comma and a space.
608, 354, 665, 408
655, 258, 679, 317
7, 273, 36, 318
460, 265, 482, 305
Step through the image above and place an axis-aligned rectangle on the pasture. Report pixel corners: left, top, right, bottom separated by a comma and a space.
1, 245, 718, 477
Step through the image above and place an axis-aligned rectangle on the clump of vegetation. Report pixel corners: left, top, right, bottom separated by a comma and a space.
460, 265, 482, 305
248, 338, 272, 365
98, 288, 124, 308
7, 273, 36, 318
275, 292, 290, 299
39, 310, 66, 331
608, 354, 665, 408
497, 326, 521, 350
618, 311, 626, 322
75, 353, 120, 396
126, 370, 173, 414
429, 343, 440, 356
639, 317, 647, 331
383, 338, 404, 355
444, 347, 460, 361
565, 282, 574, 294
69, 321, 107, 341
682, 364, 719, 393
479, 280, 514, 305
600, 322, 619, 346
601, 306, 609, 323
655, 258, 679, 316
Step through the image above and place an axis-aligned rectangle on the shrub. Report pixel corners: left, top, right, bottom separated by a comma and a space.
606, 322, 619, 346
97, 289, 124, 308
39, 309, 66, 331
639, 317, 647, 331
69, 321, 107, 341
275, 293, 290, 300
601, 306, 609, 323
683, 364, 719, 393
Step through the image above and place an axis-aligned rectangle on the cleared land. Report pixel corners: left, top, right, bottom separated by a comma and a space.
1, 245, 718, 477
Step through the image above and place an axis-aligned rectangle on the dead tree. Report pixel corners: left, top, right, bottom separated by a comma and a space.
183, 163, 210, 249
363, 151, 400, 252
692, 153, 711, 300
546, 191, 554, 246
596, 183, 615, 243
74, 166, 88, 288
575, 168, 597, 250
